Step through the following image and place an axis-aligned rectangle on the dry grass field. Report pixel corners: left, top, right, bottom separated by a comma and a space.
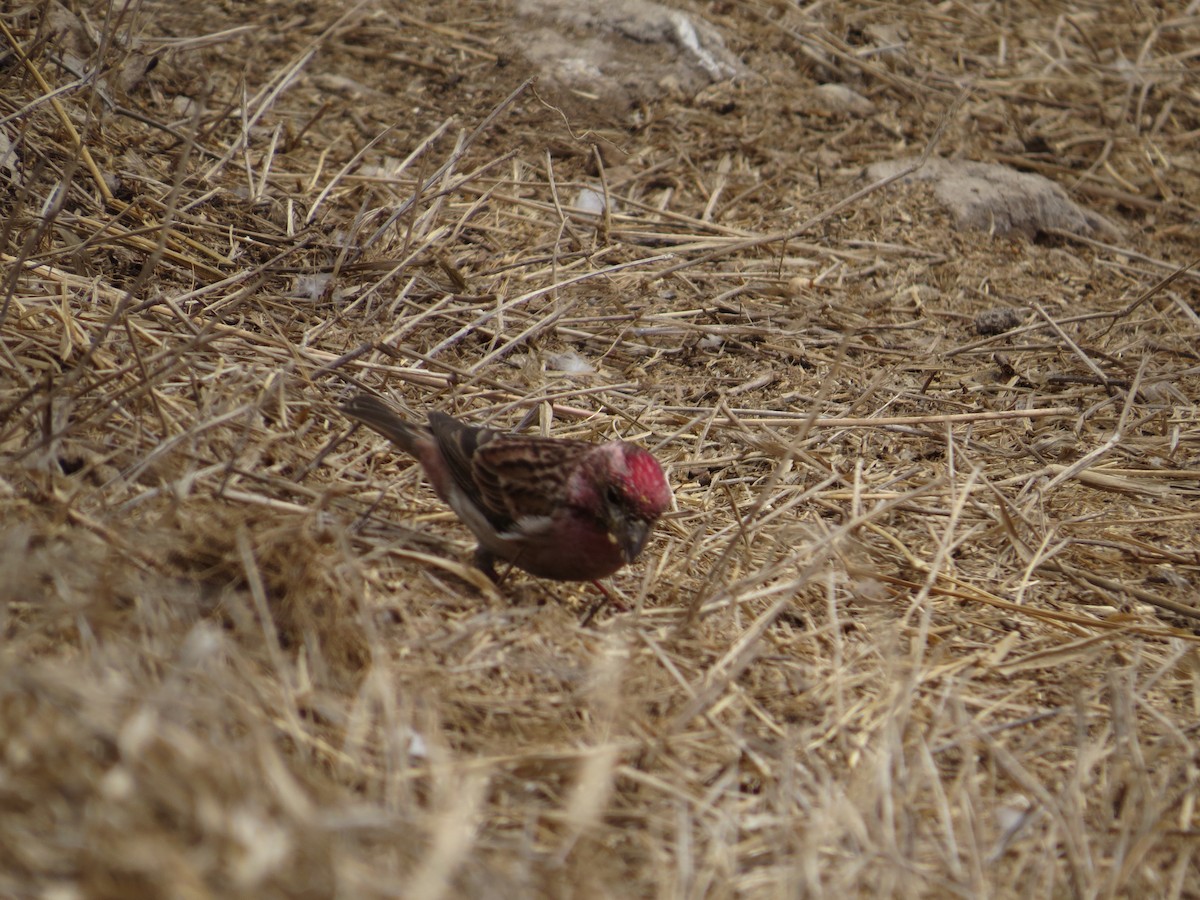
3, 0, 1200, 896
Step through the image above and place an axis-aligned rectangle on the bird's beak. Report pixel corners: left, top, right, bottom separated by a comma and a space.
618, 518, 651, 563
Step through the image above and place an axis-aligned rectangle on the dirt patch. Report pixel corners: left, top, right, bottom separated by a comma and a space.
3, 0, 1200, 896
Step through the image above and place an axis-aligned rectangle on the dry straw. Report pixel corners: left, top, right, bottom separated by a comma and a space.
2, 0, 1200, 896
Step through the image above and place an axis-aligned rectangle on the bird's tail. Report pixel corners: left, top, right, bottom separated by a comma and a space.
340, 394, 423, 454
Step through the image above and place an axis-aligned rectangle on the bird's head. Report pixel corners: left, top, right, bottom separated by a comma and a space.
572, 442, 672, 564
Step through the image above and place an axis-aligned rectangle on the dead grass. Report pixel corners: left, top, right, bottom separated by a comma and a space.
3, 0, 1200, 896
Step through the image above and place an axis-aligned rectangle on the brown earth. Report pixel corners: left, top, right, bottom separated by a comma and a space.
3, 0, 1200, 896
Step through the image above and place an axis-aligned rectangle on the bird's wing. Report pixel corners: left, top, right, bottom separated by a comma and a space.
426, 411, 502, 513
451, 433, 595, 536
472, 436, 593, 528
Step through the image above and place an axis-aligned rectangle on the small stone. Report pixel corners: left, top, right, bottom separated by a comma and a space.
974, 308, 1023, 335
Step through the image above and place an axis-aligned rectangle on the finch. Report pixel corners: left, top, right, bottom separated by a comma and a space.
340, 394, 671, 582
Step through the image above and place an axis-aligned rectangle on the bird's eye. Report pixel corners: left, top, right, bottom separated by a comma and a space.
605, 485, 622, 506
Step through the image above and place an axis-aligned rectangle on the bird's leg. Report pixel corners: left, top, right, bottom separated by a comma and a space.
473, 546, 500, 582
475, 546, 523, 591
579, 579, 629, 626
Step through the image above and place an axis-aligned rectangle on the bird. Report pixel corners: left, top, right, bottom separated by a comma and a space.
340, 394, 671, 583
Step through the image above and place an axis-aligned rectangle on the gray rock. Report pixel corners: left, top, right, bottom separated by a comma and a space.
867, 157, 1122, 239
514, 0, 744, 111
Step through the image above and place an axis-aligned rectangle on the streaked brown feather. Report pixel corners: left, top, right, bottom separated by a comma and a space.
426, 411, 497, 509
472, 437, 593, 526
427, 410, 592, 529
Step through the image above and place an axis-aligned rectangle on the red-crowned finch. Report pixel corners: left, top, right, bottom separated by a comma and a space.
340, 394, 671, 582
